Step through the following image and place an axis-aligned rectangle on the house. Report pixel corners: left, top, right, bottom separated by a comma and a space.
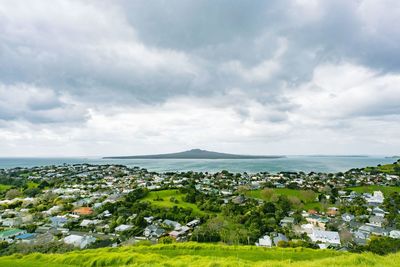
169, 226, 190, 239
326, 207, 339, 217
300, 223, 315, 234
15, 233, 36, 243
1, 217, 22, 227
50, 216, 68, 227
186, 219, 200, 228
35, 226, 52, 234
280, 217, 295, 227
359, 225, 387, 236
367, 191, 384, 206
390, 230, 400, 239
341, 213, 355, 222
372, 207, 386, 217
0, 228, 27, 242
354, 230, 369, 241
220, 190, 233, 196
367, 216, 386, 227
73, 207, 93, 216
309, 230, 341, 246
115, 224, 132, 232
306, 215, 329, 229
63, 234, 96, 249
144, 216, 154, 224
256, 235, 272, 247
163, 219, 181, 230
232, 195, 245, 204
80, 219, 102, 227
273, 233, 288, 246
43, 205, 62, 216
144, 225, 165, 238
99, 210, 112, 218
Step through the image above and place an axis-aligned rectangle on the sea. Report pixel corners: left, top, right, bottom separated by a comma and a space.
0, 156, 396, 174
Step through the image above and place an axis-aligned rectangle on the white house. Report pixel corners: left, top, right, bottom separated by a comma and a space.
367, 191, 384, 205
309, 230, 341, 246
115, 224, 132, 232
256, 235, 272, 247
390, 230, 400, 239
64, 234, 96, 249
341, 213, 355, 222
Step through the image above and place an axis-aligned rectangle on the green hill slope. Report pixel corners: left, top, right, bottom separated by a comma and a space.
0, 243, 399, 267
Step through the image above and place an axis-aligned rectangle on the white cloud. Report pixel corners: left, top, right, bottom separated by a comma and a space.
287, 62, 400, 120
0, 1, 399, 156
0, 83, 88, 123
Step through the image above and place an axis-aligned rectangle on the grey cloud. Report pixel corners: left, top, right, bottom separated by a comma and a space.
0, 84, 88, 124
0, 0, 399, 150
1, 0, 399, 108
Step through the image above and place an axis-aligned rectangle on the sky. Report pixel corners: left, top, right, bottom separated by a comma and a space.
0, 0, 399, 157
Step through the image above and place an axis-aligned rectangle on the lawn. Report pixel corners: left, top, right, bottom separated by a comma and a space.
364, 160, 400, 175
0, 184, 12, 192
27, 181, 39, 189
141, 189, 204, 214
347, 186, 400, 196
0, 243, 399, 266
246, 188, 323, 210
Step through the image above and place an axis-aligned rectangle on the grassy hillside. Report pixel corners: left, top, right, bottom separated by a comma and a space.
246, 188, 322, 210
0, 243, 399, 266
141, 189, 204, 214
347, 186, 400, 196
0, 184, 12, 192
364, 160, 400, 175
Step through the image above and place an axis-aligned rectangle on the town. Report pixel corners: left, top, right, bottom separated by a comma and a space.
0, 160, 400, 255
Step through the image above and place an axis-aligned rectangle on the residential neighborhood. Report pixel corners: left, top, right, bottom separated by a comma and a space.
0, 161, 400, 254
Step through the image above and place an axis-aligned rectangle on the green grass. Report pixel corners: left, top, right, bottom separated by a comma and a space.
0, 184, 12, 192
0, 242, 399, 266
141, 189, 204, 214
364, 160, 400, 175
246, 188, 322, 210
347, 186, 400, 196
27, 181, 39, 189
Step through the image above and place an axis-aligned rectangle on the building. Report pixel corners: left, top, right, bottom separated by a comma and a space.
367, 191, 384, 205
115, 224, 133, 232
309, 230, 341, 246
256, 235, 272, 247
280, 217, 295, 227
163, 219, 181, 230
73, 207, 94, 216
390, 230, 400, 239
0, 228, 27, 242
64, 234, 96, 249
367, 216, 386, 227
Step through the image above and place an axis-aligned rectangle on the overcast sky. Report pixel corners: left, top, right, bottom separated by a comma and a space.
0, 0, 399, 157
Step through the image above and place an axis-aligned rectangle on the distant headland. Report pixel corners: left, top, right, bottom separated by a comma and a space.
103, 149, 285, 159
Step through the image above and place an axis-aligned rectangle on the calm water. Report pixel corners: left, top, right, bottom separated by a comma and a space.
0, 156, 396, 173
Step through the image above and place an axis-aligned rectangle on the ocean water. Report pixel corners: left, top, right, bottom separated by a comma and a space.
0, 156, 396, 173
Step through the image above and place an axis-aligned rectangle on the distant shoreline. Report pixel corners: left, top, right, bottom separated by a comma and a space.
103, 148, 286, 160
103, 156, 285, 159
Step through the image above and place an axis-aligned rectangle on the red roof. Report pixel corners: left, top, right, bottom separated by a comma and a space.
73, 207, 93, 215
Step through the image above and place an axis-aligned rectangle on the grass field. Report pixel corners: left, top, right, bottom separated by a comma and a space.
141, 189, 204, 214
0, 242, 399, 266
27, 181, 39, 189
246, 188, 322, 210
364, 160, 400, 174
0, 184, 12, 192
347, 186, 400, 196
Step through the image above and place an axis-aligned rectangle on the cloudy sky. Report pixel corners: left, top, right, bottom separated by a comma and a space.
0, 0, 399, 157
